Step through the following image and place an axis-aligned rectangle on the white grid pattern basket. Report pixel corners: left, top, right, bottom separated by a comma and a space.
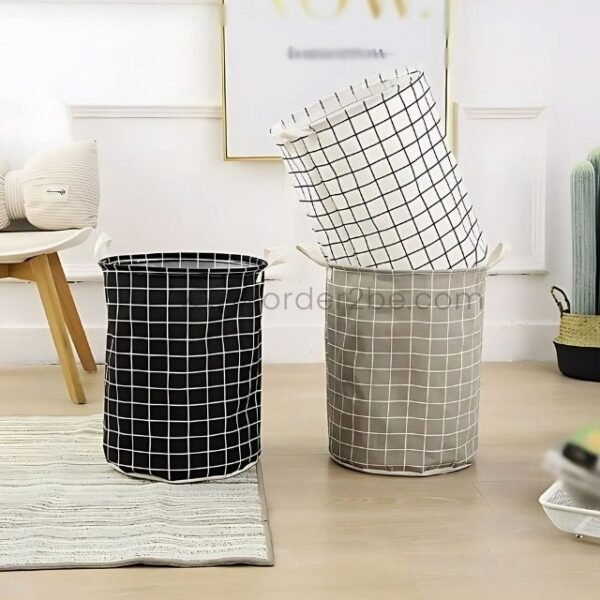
272, 69, 488, 271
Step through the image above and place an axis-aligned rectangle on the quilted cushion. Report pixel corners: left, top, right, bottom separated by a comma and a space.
0, 141, 99, 231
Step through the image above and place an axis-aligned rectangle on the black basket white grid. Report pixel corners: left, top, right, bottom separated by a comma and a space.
325, 265, 486, 475
99, 252, 267, 482
272, 69, 487, 271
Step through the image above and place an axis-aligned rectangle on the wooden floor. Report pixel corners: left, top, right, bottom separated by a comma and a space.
0, 362, 599, 599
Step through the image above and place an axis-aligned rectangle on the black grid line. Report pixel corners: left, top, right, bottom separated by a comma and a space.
325, 264, 486, 475
272, 69, 488, 270
100, 252, 267, 483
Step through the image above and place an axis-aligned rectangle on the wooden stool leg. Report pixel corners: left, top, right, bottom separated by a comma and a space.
31, 255, 86, 405
48, 253, 97, 373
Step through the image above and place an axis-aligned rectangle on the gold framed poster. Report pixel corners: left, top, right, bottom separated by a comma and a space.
222, 0, 449, 160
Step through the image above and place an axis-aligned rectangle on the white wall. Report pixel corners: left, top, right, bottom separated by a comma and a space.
452, 0, 600, 360
0, 0, 595, 363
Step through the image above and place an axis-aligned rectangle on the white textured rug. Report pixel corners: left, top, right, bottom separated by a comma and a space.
0, 415, 273, 570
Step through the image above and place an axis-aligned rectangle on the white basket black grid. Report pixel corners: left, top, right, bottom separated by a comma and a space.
99, 252, 267, 483
272, 69, 487, 271
325, 264, 486, 475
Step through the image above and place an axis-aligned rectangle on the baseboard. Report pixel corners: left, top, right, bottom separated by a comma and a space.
0, 325, 326, 365
0, 322, 557, 365
0, 326, 107, 365
483, 322, 557, 361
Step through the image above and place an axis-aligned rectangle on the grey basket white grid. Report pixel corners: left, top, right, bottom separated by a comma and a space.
272, 69, 487, 271
325, 264, 486, 475
100, 252, 267, 483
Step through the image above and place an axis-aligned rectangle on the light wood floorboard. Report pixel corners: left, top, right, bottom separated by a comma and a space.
0, 362, 599, 599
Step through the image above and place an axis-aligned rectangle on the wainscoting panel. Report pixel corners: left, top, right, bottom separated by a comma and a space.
60, 116, 286, 278
454, 105, 548, 274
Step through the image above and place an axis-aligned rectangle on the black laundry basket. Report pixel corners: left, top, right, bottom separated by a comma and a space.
99, 252, 267, 483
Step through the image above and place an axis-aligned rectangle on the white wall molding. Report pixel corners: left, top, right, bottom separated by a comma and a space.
0, 322, 558, 365
0, 325, 328, 365
4, 262, 287, 283
71, 104, 221, 120
0, 265, 102, 284
454, 104, 548, 275
482, 322, 557, 362
459, 106, 546, 121
64, 264, 102, 282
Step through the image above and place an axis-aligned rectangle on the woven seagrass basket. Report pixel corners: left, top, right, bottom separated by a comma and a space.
551, 286, 600, 382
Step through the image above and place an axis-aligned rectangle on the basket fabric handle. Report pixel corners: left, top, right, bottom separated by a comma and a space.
270, 123, 310, 143
262, 249, 287, 282
551, 286, 571, 315
94, 232, 112, 262
296, 244, 329, 268
485, 242, 510, 270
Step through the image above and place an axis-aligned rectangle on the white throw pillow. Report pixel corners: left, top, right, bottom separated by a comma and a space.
0, 141, 99, 231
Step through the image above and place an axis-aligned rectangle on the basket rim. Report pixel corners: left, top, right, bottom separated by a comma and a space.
99, 252, 268, 275
271, 68, 422, 142
554, 339, 600, 350
539, 480, 600, 518
326, 261, 490, 276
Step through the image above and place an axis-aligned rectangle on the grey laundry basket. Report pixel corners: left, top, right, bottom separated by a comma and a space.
299, 243, 506, 476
